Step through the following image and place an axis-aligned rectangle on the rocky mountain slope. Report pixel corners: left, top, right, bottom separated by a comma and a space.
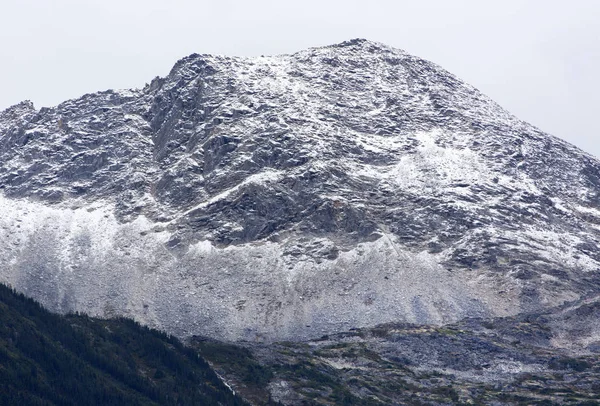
1, 39, 600, 342
197, 300, 600, 405
197, 285, 600, 405
2, 279, 599, 405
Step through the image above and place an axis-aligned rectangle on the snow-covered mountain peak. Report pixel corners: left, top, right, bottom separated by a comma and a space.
305, 37, 405, 55
1, 40, 599, 341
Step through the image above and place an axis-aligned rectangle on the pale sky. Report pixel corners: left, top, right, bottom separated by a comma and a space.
1, 0, 598, 157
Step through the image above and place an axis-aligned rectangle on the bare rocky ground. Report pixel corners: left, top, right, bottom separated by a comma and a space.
194, 296, 600, 405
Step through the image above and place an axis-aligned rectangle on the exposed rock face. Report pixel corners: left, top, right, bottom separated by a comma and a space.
1, 39, 599, 341
198, 299, 600, 405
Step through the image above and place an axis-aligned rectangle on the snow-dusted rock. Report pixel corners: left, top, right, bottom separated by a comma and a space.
1, 39, 599, 341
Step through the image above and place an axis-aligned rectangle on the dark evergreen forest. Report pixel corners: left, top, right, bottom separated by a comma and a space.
0, 283, 248, 405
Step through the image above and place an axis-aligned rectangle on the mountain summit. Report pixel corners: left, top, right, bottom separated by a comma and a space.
1, 40, 599, 341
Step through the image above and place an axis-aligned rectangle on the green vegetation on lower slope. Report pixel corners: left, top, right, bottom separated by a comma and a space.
0, 283, 248, 406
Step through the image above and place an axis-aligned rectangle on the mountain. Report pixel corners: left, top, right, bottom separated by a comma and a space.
0, 282, 249, 405
1, 39, 600, 342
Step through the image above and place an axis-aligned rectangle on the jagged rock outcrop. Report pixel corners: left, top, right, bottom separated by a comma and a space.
1, 39, 599, 341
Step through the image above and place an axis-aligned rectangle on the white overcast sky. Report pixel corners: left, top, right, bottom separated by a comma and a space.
1, 0, 598, 156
